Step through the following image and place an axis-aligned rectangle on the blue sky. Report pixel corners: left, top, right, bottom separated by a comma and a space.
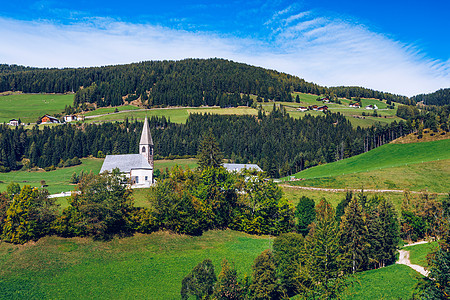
1, 0, 449, 96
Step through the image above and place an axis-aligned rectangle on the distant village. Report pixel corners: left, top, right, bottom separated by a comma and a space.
7, 114, 84, 126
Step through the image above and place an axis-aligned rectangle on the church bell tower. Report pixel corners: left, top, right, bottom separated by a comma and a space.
139, 117, 154, 168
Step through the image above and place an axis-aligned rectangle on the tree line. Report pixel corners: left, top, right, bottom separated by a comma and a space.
0, 58, 413, 108
0, 109, 412, 176
412, 88, 450, 106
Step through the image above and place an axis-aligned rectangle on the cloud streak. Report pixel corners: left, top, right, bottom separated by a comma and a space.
0, 10, 449, 96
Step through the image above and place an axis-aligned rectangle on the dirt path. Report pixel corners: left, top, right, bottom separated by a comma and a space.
279, 184, 447, 195
397, 249, 429, 277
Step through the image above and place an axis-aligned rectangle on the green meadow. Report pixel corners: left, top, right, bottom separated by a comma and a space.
406, 241, 439, 267
343, 264, 421, 300
288, 139, 450, 180
0, 158, 104, 194
0, 230, 271, 299
287, 159, 450, 193
0, 93, 74, 123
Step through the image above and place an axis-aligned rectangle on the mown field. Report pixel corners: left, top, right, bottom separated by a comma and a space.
406, 241, 439, 267
0, 93, 74, 123
343, 264, 421, 300
288, 139, 450, 181
0, 230, 271, 299
287, 159, 450, 193
0, 158, 104, 194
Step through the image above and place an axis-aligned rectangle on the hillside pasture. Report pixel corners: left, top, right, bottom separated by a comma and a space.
0, 230, 271, 299
406, 241, 439, 267
287, 159, 450, 193
0, 93, 74, 123
288, 139, 450, 181
0, 158, 104, 194
343, 264, 421, 300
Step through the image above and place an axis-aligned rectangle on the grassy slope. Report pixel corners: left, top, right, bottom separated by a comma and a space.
288, 159, 450, 193
290, 139, 450, 180
0, 93, 74, 123
0, 158, 104, 194
406, 241, 439, 267
343, 264, 421, 300
0, 230, 271, 299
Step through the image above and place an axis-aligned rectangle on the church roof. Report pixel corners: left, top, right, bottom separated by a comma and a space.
100, 154, 152, 173
139, 117, 153, 145
223, 163, 262, 172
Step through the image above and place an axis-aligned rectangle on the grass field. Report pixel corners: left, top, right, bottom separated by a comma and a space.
85, 107, 258, 124
406, 241, 439, 267
288, 139, 450, 181
0, 230, 271, 299
0, 158, 104, 194
0, 93, 74, 123
343, 264, 421, 300
83, 105, 142, 116
287, 159, 450, 193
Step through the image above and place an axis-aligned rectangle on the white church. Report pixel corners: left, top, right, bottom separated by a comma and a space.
100, 117, 154, 188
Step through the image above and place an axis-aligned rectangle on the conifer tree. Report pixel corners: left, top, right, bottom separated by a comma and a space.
295, 196, 315, 236
304, 199, 347, 298
367, 198, 399, 268
250, 250, 281, 300
214, 259, 242, 300
197, 129, 223, 170
181, 259, 217, 300
340, 197, 369, 273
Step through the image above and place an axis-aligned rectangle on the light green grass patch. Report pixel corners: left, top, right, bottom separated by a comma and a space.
288, 159, 450, 193
0, 230, 271, 299
83, 105, 142, 116
343, 264, 421, 300
154, 158, 198, 172
85, 108, 190, 124
0, 93, 74, 123
0, 158, 104, 194
406, 241, 439, 267
289, 139, 450, 180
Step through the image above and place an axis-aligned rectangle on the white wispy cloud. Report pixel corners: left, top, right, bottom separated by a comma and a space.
0, 11, 449, 96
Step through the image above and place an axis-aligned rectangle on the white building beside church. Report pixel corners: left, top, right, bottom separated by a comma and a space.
100, 117, 154, 188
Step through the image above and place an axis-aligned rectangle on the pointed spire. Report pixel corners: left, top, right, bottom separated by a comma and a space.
140, 117, 153, 145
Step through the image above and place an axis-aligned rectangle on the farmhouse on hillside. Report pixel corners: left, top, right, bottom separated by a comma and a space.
297, 106, 307, 112
100, 117, 154, 188
40, 115, 60, 124
317, 105, 328, 112
349, 103, 360, 108
365, 104, 378, 110
8, 119, 19, 126
64, 115, 77, 122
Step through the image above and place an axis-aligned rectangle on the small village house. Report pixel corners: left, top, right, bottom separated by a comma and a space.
40, 115, 60, 124
64, 115, 77, 122
8, 119, 19, 126
297, 106, 307, 112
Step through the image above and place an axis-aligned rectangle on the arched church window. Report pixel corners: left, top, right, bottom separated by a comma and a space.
142, 146, 146, 153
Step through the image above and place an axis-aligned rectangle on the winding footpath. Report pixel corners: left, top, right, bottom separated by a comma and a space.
396, 241, 430, 277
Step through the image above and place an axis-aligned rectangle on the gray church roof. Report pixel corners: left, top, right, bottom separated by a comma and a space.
100, 154, 152, 173
139, 117, 153, 145
223, 163, 262, 172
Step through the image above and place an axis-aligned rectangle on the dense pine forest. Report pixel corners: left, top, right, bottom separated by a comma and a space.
411, 88, 450, 106
0, 108, 417, 177
0, 59, 412, 107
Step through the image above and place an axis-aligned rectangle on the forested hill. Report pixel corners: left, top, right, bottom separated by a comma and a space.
411, 88, 450, 106
0, 58, 411, 107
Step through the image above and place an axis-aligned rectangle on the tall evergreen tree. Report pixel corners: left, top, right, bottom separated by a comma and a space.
340, 197, 369, 273
181, 259, 217, 300
250, 250, 281, 300
197, 129, 223, 170
303, 199, 348, 299
213, 259, 242, 300
295, 196, 316, 236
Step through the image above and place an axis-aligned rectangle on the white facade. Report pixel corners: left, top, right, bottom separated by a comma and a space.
130, 168, 153, 188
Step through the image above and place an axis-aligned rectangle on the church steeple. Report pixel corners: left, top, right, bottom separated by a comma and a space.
139, 117, 154, 168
